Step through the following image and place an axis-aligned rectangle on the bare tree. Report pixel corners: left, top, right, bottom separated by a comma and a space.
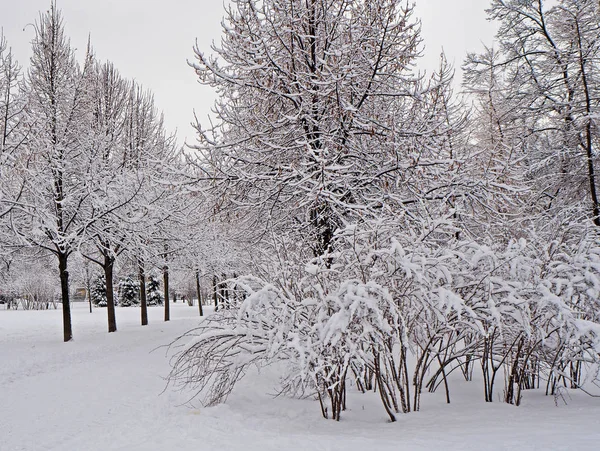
189, 0, 462, 261
11, 3, 94, 341
467, 0, 600, 228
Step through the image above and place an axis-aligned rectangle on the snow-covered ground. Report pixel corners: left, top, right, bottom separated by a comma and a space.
2, 302, 600, 451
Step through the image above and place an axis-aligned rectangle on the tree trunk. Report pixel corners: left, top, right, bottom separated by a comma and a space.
139, 260, 148, 326
584, 125, 599, 226
196, 270, 203, 317
220, 274, 228, 308
163, 265, 170, 322
212, 274, 218, 312
574, 20, 600, 226
104, 253, 117, 333
58, 252, 72, 342
84, 264, 93, 314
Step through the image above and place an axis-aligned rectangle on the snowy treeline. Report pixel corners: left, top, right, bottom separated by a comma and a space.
0, 3, 236, 336
167, 0, 600, 421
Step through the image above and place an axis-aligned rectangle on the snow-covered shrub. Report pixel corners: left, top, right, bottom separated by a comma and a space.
169, 267, 408, 421
168, 278, 286, 407
169, 222, 600, 420
285, 278, 404, 421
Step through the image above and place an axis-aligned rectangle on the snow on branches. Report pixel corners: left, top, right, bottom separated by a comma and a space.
169, 223, 600, 421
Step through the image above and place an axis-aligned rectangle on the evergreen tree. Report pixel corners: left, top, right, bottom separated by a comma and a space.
118, 275, 139, 307
90, 275, 107, 307
146, 275, 163, 306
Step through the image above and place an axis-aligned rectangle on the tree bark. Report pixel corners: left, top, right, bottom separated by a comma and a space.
163, 265, 170, 321
220, 274, 228, 308
196, 270, 203, 317
575, 20, 600, 226
84, 263, 93, 314
104, 253, 117, 333
212, 274, 218, 312
58, 252, 72, 342
139, 260, 148, 326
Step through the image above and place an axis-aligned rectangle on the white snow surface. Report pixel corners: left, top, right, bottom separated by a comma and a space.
2, 303, 600, 450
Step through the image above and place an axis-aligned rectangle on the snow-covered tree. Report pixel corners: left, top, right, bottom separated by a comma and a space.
0, 31, 23, 179
118, 275, 139, 307
0, 32, 25, 265
79, 57, 180, 330
9, 3, 95, 341
462, 46, 529, 240
91, 274, 108, 307
78, 57, 133, 332
146, 274, 163, 306
190, 0, 463, 262
0, 3, 190, 338
467, 0, 600, 229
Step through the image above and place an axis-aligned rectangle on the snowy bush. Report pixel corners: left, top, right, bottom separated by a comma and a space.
169, 222, 600, 421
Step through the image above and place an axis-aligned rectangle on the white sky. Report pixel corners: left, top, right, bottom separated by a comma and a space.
0, 0, 497, 144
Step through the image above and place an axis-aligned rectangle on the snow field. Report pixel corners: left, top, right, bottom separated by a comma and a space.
1, 302, 600, 450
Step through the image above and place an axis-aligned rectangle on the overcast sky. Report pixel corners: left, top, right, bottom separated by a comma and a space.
0, 0, 497, 143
